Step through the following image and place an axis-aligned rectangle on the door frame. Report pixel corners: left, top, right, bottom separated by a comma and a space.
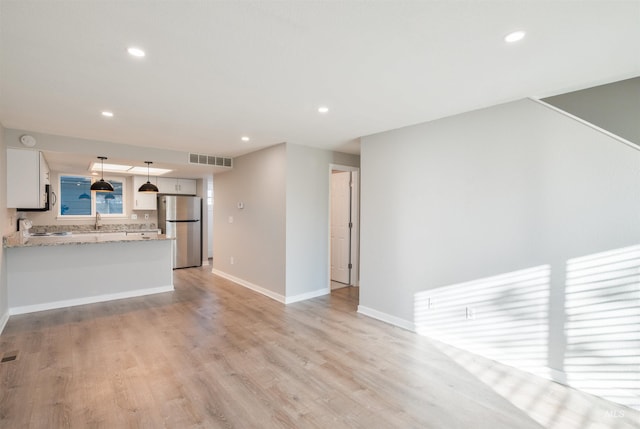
328, 164, 360, 288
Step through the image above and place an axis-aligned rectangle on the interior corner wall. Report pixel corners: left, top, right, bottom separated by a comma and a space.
196, 178, 209, 265
360, 98, 640, 407
212, 144, 287, 297
285, 143, 360, 300
0, 124, 13, 333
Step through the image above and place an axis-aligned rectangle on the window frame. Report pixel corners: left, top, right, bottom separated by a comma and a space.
57, 174, 128, 219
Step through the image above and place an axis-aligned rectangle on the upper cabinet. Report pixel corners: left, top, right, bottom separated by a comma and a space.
7, 148, 50, 210
132, 176, 197, 209
157, 177, 196, 195
132, 175, 158, 210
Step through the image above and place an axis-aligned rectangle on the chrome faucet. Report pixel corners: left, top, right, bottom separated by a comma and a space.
95, 212, 101, 230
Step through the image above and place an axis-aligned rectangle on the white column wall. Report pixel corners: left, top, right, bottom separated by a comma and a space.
285, 144, 359, 301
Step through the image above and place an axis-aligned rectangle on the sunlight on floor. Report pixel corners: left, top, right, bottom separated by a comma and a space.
428, 339, 638, 429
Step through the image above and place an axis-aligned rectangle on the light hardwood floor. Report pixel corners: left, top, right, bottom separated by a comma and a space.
1, 266, 638, 428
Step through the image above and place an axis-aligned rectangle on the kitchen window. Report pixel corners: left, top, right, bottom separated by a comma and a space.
59, 175, 126, 217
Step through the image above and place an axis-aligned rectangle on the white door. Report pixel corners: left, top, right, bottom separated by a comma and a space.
331, 171, 351, 285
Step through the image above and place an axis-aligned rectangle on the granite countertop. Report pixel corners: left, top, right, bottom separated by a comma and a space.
29, 223, 159, 234
4, 231, 172, 248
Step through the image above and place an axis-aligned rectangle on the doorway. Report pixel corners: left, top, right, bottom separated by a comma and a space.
330, 165, 359, 290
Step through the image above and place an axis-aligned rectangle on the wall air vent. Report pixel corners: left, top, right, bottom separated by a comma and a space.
189, 153, 233, 168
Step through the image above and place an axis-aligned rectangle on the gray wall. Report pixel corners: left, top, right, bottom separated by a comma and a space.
543, 76, 640, 145
0, 123, 10, 331
212, 144, 287, 296
360, 98, 640, 408
286, 144, 360, 298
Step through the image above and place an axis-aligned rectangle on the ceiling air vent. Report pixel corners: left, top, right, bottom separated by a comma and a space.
189, 153, 233, 168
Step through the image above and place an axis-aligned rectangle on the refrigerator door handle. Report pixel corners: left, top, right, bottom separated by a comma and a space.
166, 219, 200, 223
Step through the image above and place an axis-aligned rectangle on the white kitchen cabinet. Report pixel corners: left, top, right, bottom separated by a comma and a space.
132, 175, 158, 210
7, 148, 50, 210
157, 177, 196, 195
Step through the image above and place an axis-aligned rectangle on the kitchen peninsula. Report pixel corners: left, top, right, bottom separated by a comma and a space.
4, 230, 174, 315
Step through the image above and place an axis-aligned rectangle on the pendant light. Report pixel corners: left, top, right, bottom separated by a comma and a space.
138, 161, 159, 193
90, 156, 114, 192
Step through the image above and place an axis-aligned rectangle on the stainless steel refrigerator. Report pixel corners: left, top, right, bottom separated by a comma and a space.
158, 195, 202, 269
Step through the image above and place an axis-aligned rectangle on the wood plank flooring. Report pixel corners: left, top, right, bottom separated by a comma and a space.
1, 266, 638, 428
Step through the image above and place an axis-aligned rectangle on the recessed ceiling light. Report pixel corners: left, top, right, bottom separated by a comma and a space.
89, 161, 172, 175
90, 162, 131, 172
127, 47, 146, 57
101, 111, 114, 117
128, 166, 173, 176
504, 30, 526, 43
241, 136, 250, 142
317, 106, 329, 114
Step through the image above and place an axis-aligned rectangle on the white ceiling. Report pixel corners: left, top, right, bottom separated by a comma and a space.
1, 1, 639, 162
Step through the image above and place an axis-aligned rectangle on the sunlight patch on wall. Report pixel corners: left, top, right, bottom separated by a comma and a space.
565, 244, 640, 409
415, 265, 551, 373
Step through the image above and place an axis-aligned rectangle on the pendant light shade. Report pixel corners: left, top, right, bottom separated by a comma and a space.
138, 161, 159, 193
90, 156, 114, 192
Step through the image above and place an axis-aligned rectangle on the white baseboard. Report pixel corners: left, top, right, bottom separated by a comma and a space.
0, 310, 9, 335
357, 305, 415, 331
211, 269, 286, 304
210, 269, 328, 305
202, 259, 210, 266
285, 288, 329, 304
9, 285, 175, 316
